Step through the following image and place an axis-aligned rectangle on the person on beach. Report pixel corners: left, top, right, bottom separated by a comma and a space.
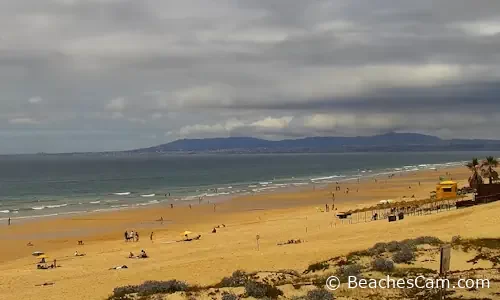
8, 217, 11, 226
170, 204, 174, 209
189, 204, 192, 209
129, 252, 134, 258
213, 203, 216, 212
150, 232, 154, 242
135, 231, 139, 242
124, 231, 129, 242
130, 230, 134, 242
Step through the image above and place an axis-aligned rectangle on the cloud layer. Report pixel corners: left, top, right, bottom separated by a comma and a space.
1, 0, 500, 153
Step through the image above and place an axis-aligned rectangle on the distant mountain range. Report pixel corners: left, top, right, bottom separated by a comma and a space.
128, 132, 500, 154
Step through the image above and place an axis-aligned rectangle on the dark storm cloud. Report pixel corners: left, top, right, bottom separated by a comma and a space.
0, 0, 499, 153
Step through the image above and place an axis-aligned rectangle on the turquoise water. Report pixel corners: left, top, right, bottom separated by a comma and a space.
0, 152, 497, 220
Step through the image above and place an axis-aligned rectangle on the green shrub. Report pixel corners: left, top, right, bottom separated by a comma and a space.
136, 280, 188, 296
244, 280, 283, 299
216, 270, 249, 287
335, 264, 362, 283
305, 262, 329, 273
371, 258, 395, 272
370, 242, 388, 255
109, 280, 188, 299
304, 288, 335, 300
392, 246, 415, 264
221, 291, 239, 300
386, 241, 403, 252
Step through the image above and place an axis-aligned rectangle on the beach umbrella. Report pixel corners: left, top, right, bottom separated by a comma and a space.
32, 251, 44, 257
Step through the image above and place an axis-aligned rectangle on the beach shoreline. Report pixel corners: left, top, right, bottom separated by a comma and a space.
0, 165, 469, 259
0, 163, 489, 300
0, 159, 467, 224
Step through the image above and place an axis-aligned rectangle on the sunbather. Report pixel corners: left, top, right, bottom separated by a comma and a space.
74, 251, 86, 257
109, 265, 128, 270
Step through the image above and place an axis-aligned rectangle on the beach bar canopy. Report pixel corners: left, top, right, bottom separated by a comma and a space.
436, 180, 458, 200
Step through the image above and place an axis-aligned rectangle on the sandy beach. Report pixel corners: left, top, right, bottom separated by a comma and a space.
0, 165, 497, 300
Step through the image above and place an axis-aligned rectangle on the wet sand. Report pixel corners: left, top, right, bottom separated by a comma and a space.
1, 165, 494, 300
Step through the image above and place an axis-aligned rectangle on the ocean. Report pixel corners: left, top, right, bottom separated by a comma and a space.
0, 151, 497, 221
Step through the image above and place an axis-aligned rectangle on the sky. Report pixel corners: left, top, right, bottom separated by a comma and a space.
1, 0, 500, 154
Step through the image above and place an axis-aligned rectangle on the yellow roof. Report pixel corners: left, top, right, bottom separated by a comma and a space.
439, 181, 457, 185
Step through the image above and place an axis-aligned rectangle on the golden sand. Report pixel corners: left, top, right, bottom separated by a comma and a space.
0, 166, 497, 300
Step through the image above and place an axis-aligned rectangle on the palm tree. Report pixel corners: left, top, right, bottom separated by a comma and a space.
481, 156, 499, 184
466, 158, 483, 189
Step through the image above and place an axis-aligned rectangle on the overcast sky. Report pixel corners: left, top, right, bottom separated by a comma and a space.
1, 0, 500, 154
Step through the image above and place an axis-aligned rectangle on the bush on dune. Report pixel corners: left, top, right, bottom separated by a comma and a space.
392, 246, 415, 264
244, 280, 283, 299
336, 263, 363, 283
108, 280, 189, 299
221, 291, 239, 300
371, 257, 395, 272
291, 288, 335, 300
305, 262, 330, 273
216, 270, 249, 288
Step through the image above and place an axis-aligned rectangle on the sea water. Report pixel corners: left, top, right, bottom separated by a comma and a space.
0, 151, 498, 220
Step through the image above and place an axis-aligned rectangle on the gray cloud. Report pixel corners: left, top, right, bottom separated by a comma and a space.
1, 0, 500, 153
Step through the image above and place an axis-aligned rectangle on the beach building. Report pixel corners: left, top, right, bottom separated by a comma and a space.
435, 180, 458, 200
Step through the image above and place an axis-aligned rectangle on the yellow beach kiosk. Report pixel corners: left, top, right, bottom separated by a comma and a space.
436, 180, 458, 200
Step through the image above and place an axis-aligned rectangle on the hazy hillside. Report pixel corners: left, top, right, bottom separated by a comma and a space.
127, 132, 500, 153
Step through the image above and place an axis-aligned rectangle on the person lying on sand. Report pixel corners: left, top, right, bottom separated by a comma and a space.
35, 282, 54, 287
74, 251, 86, 257
37, 264, 56, 269
128, 252, 134, 258
212, 228, 217, 233
139, 250, 148, 258
277, 239, 302, 246
109, 265, 128, 270
178, 235, 202, 242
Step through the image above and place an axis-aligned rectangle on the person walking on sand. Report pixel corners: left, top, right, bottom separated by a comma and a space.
8, 217, 11, 226
124, 231, 129, 242
135, 231, 139, 242
213, 203, 216, 212
150, 232, 154, 242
